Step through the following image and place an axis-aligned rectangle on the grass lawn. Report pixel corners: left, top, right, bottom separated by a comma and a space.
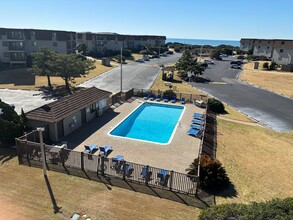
216, 119, 293, 204
0, 60, 115, 91
241, 62, 293, 98
151, 70, 205, 95
219, 105, 255, 123
0, 148, 201, 220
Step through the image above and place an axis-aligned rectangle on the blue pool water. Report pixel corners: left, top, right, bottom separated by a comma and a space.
109, 102, 184, 144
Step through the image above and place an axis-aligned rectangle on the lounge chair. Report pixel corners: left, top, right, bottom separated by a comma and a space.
149, 94, 155, 101
187, 128, 201, 138
163, 96, 169, 102
84, 144, 98, 154
191, 119, 205, 125
140, 166, 152, 182
190, 123, 202, 130
171, 96, 176, 103
180, 97, 185, 104
99, 145, 112, 157
156, 169, 170, 187
143, 93, 148, 100
193, 112, 204, 119
124, 164, 134, 178
156, 94, 161, 101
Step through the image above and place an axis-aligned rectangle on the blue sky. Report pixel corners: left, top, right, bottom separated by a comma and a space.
1, 0, 293, 40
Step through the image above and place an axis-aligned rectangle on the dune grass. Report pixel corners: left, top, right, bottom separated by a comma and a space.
241, 62, 293, 98
216, 119, 293, 204
0, 148, 201, 220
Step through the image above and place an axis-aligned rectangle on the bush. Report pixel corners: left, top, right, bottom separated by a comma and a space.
263, 62, 269, 70
270, 61, 277, 70
199, 197, 293, 220
186, 156, 230, 190
208, 98, 225, 113
162, 89, 176, 100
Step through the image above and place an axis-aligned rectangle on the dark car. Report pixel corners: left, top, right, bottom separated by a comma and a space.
200, 63, 208, 68
231, 64, 241, 69
231, 61, 243, 65
151, 54, 159, 58
166, 50, 174, 54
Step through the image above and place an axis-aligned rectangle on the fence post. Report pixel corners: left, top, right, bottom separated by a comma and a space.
101, 156, 105, 176
169, 170, 174, 191
81, 151, 84, 171
145, 165, 149, 186
122, 160, 126, 180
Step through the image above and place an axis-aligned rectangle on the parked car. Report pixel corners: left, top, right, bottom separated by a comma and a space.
231, 60, 243, 65
220, 54, 228, 58
231, 64, 241, 69
160, 53, 167, 57
144, 56, 150, 61
204, 60, 214, 64
151, 54, 159, 58
200, 63, 208, 68
166, 50, 174, 54
135, 58, 144, 63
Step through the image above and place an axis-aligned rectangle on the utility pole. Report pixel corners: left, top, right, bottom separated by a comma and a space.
158, 46, 161, 66
37, 127, 47, 176
120, 46, 123, 93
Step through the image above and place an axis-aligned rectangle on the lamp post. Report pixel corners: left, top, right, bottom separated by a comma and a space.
120, 46, 123, 93
37, 127, 47, 176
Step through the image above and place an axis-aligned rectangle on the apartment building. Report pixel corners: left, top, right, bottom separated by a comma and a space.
240, 38, 293, 66
77, 32, 166, 53
0, 27, 166, 66
240, 38, 255, 53
271, 40, 293, 65
0, 28, 76, 67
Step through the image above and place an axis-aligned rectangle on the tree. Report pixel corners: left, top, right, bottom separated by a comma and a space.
208, 98, 225, 113
31, 47, 58, 90
0, 99, 26, 144
269, 61, 277, 70
55, 54, 96, 93
114, 54, 125, 63
175, 50, 204, 79
210, 50, 222, 60
76, 43, 87, 55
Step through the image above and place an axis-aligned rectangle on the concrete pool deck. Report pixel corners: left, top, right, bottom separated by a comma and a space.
63, 98, 205, 173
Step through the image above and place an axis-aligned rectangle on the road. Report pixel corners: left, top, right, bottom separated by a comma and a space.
190, 58, 293, 131
78, 53, 182, 93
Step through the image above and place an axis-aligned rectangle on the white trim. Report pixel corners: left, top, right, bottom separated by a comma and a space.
108, 101, 186, 145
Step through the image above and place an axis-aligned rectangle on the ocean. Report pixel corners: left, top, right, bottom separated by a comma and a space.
166, 38, 240, 47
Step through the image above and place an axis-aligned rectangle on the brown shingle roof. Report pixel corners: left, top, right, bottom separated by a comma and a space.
26, 87, 112, 123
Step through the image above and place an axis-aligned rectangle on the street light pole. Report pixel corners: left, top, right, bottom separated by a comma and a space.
37, 127, 47, 176
120, 46, 123, 93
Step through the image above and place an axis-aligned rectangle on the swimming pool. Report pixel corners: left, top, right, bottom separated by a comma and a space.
109, 102, 185, 144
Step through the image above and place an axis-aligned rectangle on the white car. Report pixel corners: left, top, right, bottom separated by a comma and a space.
231, 64, 241, 69
204, 60, 214, 64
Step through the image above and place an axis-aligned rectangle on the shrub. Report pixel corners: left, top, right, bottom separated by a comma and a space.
208, 98, 225, 113
186, 156, 230, 190
199, 197, 293, 220
162, 89, 176, 100
263, 62, 269, 70
270, 61, 277, 70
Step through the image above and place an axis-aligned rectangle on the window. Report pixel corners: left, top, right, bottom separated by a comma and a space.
281, 41, 285, 45
31, 31, 35, 37
258, 46, 261, 49
53, 42, 57, 47
52, 32, 56, 38
267, 46, 270, 49
259, 40, 261, 43
278, 57, 282, 61
2, 41, 8, 46
32, 41, 37, 46
280, 49, 284, 53
3, 52, 10, 57
90, 103, 96, 113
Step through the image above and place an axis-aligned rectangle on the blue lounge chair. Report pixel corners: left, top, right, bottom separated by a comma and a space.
157, 169, 170, 187
180, 97, 185, 104
163, 96, 169, 102
156, 94, 161, 101
193, 112, 204, 119
140, 166, 152, 182
171, 96, 176, 103
124, 164, 134, 178
99, 145, 112, 156
111, 155, 124, 173
143, 93, 148, 100
190, 123, 202, 130
187, 128, 201, 138
84, 144, 98, 154
192, 119, 205, 125
149, 94, 155, 101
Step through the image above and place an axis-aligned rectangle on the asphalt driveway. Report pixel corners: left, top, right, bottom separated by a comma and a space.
78, 53, 182, 93
190, 58, 293, 131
